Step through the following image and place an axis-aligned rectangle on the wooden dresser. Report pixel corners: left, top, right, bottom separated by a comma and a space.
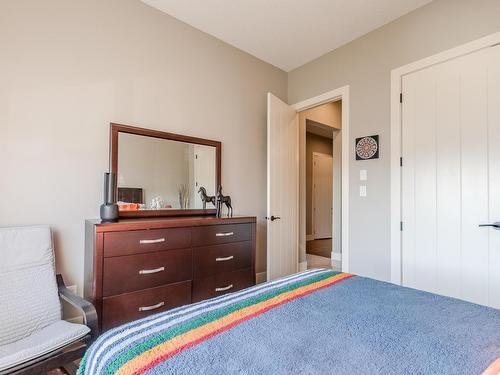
84, 216, 256, 332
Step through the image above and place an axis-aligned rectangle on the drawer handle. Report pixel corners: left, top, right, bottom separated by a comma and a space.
215, 232, 234, 237
138, 301, 165, 312
216, 255, 234, 262
139, 238, 166, 244
139, 266, 165, 275
215, 284, 233, 292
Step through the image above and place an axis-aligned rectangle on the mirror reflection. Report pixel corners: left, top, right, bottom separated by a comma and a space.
117, 132, 216, 211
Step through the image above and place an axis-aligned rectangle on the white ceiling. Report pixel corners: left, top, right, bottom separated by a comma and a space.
141, 0, 432, 71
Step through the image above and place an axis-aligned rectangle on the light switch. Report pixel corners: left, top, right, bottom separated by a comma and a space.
360, 169, 367, 181
359, 185, 367, 197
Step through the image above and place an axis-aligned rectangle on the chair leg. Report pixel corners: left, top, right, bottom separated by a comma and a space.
61, 361, 78, 375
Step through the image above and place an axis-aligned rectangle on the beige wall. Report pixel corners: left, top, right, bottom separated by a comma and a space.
305, 133, 333, 236
0, 0, 287, 293
289, 0, 500, 281
3, 0, 499, 291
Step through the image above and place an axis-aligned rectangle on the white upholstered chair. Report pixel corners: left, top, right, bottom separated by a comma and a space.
0, 226, 97, 375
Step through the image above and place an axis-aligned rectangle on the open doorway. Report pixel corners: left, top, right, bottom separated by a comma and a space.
266, 86, 348, 281
300, 101, 342, 271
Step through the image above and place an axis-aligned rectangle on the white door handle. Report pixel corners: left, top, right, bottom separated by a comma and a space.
216, 255, 234, 262
216, 232, 234, 237
215, 284, 233, 292
139, 238, 166, 244
138, 301, 165, 311
138, 266, 165, 275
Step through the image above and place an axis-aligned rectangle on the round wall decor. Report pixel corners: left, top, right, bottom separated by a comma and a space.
355, 135, 379, 160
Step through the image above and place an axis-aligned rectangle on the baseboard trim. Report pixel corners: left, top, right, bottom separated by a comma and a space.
331, 252, 342, 269
256, 272, 267, 284
299, 261, 307, 272
306, 234, 314, 241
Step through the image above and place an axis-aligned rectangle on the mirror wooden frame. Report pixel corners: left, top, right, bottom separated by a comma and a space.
110, 123, 221, 218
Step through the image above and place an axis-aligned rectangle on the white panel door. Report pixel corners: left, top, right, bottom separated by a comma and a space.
267, 93, 299, 281
401, 45, 500, 308
313, 153, 333, 239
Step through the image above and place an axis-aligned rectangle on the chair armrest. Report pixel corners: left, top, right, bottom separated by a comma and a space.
56, 274, 98, 340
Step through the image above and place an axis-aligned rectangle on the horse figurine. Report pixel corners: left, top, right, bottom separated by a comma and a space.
198, 186, 216, 209
216, 185, 233, 217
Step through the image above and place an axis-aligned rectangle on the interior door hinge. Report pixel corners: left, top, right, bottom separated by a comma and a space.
400, 221, 403, 231
400, 93, 403, 103
400, 157, 403, 167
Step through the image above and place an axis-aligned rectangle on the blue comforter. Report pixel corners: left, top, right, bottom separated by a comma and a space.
79, 269, 500, 374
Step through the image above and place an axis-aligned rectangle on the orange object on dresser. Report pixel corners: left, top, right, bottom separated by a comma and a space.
118, 203, 140, 211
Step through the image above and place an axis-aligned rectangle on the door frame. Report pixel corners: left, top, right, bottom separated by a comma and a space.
311, 151, 333, 240
390, 32, 500, 285
292, 85, 350, 272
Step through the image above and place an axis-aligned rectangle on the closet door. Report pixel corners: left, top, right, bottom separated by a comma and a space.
401, 45, 500, 308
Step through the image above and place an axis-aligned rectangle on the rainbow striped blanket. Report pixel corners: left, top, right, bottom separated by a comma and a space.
79, 269, 500, 374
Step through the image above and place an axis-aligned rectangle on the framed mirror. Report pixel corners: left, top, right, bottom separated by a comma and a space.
110, 123, 221, 218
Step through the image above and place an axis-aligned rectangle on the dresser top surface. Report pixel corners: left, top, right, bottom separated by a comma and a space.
87, 215, 257, 233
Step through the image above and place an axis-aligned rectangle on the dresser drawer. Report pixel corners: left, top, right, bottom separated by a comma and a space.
192, 268, 254, 302
191, 224, 252, 247
102, 281, 191, 331
103, 248, 193, 297
193, 241, 252, 279
103, 228, 190, 257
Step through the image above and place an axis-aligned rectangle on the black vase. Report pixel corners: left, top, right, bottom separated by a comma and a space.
100, 172, 119, 222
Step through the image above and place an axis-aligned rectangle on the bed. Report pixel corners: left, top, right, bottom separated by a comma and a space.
78, 269, 500, 374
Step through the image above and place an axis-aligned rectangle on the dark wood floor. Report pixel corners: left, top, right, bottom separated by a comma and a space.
306, 238, 332, 258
